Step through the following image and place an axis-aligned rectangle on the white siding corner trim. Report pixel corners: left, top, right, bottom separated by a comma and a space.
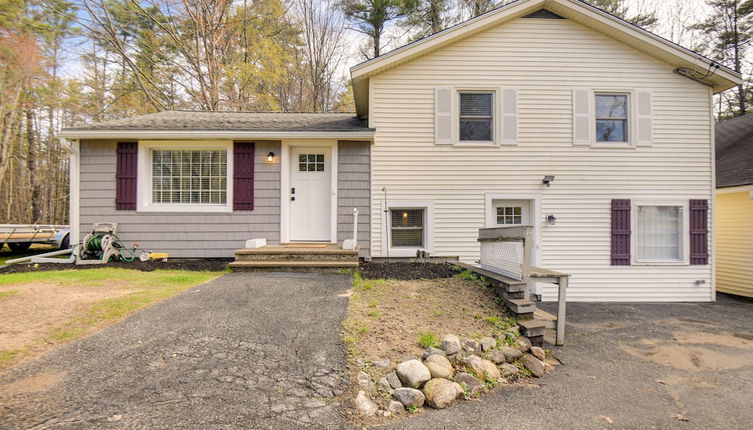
380, 200, 434, 257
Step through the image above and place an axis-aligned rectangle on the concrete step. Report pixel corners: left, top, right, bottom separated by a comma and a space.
229, 261, 359, 270
534, 308, 557, 329
234, 253, 359, 263
519, 319, 547, 338
504, 298, 536, 315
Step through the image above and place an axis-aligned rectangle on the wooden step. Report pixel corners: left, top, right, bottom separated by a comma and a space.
504, 298, 536, 315
534, 308, 557, 329
519, 319, 547, 338
229, 261, 359, 270
235, 247, 358, 255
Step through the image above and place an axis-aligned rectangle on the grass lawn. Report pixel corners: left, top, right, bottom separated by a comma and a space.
0, 267, 225, 371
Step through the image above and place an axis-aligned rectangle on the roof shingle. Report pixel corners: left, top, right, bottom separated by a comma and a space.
716, 114, 753, 188
63, 110, 371, 132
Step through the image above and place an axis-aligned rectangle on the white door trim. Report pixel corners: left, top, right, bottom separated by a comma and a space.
280, 139, 338, 244
484, 193, 542, 270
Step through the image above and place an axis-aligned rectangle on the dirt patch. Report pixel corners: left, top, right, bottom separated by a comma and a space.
620, 331, 753, 372
0, 258, 231, 274
0, 282, 137, 366
358, 262, 461, 280
345, 276, 512, 365
0, 370, 62, 399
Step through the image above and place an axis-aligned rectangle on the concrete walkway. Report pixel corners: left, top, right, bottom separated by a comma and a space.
0, 272, 353, 430
383, 294, 753, 430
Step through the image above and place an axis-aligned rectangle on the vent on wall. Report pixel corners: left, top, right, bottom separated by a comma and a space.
522, 9, 565, 19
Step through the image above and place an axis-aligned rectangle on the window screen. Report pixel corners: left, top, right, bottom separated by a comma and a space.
637, 205, 683, 261
390, 209, 424, 247
596, 94, 628, 142
460, 92, 493, 141
152, 150, 227, 204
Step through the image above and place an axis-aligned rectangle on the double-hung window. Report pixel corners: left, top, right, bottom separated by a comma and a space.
459, 92, 494, 142
390, 209, 425, 247
636, 205, 684, 263
595, 93, 628, 142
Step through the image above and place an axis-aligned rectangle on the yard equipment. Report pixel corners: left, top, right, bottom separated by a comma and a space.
77, 222, 138, 265
0, 224, 70, 251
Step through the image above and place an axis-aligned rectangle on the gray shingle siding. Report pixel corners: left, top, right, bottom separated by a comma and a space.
79, 140, 281, 258
79, 139, 372, 258
337, 141, 371, 258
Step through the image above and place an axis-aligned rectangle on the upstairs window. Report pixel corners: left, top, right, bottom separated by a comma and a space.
459, 92, 494, 141
595, 94, 628, 142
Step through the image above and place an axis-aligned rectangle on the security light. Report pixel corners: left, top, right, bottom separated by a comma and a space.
543, 175, 555, 187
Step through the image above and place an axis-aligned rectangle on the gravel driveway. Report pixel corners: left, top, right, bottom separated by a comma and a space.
0, 272, 353, 430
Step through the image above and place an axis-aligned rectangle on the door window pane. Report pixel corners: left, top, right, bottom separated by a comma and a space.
496, 206, 523, 225
390, 209, 424, 247
298, 154, 325, 172
460, 92, 493, 141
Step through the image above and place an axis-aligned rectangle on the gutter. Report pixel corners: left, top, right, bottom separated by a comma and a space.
57, 129, 376, 140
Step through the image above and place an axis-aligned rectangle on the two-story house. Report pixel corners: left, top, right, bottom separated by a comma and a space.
60, 0, 741, 301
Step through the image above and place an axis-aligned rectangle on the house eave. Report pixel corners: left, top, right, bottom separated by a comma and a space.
58, 130, 376, 140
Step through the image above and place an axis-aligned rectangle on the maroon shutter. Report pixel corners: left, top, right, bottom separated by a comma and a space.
115, 142, 137, 210
233, 141, 255, 211
611, 199, 631, 265
689, 199, 709, 265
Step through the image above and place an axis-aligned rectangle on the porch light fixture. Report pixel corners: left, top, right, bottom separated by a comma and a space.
543, 175, 555, 187
266, 152, 275, 162
546, 214, 557, 225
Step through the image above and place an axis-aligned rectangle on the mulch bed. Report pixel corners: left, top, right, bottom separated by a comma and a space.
0, 258, 232, 273
358, 262, 461, 280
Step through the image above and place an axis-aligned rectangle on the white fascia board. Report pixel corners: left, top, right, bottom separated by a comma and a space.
57, 130, 375, 140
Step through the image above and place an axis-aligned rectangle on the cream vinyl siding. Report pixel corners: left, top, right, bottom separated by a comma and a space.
369, 17, 713, 302
716, 191, 753, 298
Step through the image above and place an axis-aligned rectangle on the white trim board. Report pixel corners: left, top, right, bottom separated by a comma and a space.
67, 138, 80, 244
280, 139, 339, 244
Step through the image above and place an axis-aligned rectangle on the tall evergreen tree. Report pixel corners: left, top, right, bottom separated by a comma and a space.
339, 0, 410, 59
586, 0, 658, 28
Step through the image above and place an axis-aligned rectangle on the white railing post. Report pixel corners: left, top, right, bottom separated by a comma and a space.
352, 207, 359, 245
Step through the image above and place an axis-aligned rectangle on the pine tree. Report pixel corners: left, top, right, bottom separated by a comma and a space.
586, 0, 657, 29
339, 0, 410, 59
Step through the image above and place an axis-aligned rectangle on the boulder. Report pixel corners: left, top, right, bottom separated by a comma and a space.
522, 354, 545, 378
480, 337, 497, 352
461, 337, 481, 354
393, 387, 425, 409
424, 354, 454, 379
357, 371, 373, 390
441, 334, 461, 355
454, 372, 485, 397
500, 363, 520, 379
354, 391, 378, 416
531, 346, 546, 361
396, 359, 431, 388
422, 378, 464, 409
501, 346, 523, 363
482, 359, 501, 380
516, 337, 532, 352
461, 355, 487, 378
387, 400, 405, 414
378, 377, 392, 393
422, 346, 446, 360
488, 349, 506, 364
373, 359, 391, 369
386, 371, 402, 389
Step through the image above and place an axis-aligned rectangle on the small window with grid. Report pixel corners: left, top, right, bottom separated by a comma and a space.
496, 206, 522, 225
299, 154, 325, 172
595, 93, 628, 142
151, 149, 227, 204
390, 209, 424, 247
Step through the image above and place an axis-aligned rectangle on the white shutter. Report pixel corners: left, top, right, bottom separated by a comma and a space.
500, 88, 518, 145
435, 87, 454, 145
636, 91, 653, 147
572, 89, 593, 146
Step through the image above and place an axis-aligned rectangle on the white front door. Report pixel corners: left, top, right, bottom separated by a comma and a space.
289, 147, 332, 241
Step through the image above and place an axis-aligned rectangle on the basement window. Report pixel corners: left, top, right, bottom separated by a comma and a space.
390, 209, 425, 247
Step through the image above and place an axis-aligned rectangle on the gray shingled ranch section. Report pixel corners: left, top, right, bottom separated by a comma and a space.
65, 111, 372, 132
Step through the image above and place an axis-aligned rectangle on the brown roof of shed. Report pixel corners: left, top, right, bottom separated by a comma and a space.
716, 114, 753, 188
63, 110, 371, 132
